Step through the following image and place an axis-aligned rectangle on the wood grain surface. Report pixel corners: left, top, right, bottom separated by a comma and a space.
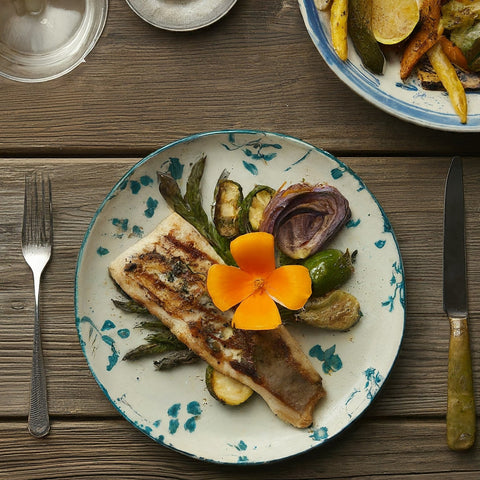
0, 0, 478, 158
1, 157, 479, 478
1, 0, 479, 478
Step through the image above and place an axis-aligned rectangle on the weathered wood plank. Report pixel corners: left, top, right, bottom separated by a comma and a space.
0, 419, 478, 479
0, 1, 478, 157
1, 157, 479, 419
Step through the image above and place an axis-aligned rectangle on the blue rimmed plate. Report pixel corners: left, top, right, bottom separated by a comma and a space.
299, 0, 480, 131
75, 130, 405, 464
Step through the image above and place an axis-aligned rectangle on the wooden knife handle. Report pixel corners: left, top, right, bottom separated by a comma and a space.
447, 316, 476, 450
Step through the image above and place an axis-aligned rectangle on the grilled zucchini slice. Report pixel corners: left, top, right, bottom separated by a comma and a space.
213, 175, 243, 238
239, 185, 276, 233
205, 365, 253, 406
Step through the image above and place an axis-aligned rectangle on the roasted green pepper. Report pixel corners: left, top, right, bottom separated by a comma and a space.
294, 289, 361, 331
450, 22, 480, 72
303, 249, 355, 297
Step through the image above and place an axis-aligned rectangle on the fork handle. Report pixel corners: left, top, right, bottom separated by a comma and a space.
28, 272, 50, 438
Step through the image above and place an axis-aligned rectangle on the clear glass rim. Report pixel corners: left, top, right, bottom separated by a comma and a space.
0, 0, 108, 83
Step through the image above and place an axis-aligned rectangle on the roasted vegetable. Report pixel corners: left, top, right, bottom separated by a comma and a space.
238, 185, 276, 233
442, 0, 480, 71
154, 350, 199, 370
400, 0, 442, 80
259, 183, 351, 260
441, 1, 480, 31
450, 21, 480, 71
205, 365, 254, 406
331, 0, 349, 61
303, 249, 355, 297
291, 290, 361, 331
123, 329, 187, 361
371, 0, 419, 45
439, 35, 470, 71
417, 57, 480, 90
427, 42, 468, 122
158, 156, 235, 265
112, 298, 149, 314
348, 0, 385, 74
213, 172, 243, 238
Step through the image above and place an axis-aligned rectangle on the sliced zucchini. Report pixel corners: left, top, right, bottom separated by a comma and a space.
239, 185, 276, 233
205, 365, 254, 406
213, 173, 243, 238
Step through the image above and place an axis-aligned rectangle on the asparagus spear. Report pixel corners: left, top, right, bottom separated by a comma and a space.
158, 155, 235, 265
112, 298, 150, 314
123, 326, 188, 360
123, 342, 182, 361
154, 350, 200, 370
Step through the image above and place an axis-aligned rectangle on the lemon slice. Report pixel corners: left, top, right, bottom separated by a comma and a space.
371, 0, 420, 45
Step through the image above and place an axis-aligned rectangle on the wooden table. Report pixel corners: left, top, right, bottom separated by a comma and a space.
1, 1, 479, 478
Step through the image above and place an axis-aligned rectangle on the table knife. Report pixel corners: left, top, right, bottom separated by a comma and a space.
443, 156, 476, 451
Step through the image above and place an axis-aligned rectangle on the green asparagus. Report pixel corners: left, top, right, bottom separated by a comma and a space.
158, 155, 235, 265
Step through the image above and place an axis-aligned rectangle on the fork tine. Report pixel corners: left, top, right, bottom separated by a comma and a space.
23, 173, 34, 246
22, 173, 53, 247
45, 175, 53, 243
38, 174, 48, 245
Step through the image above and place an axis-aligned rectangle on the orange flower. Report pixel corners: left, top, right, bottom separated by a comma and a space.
206, 232, 312, 330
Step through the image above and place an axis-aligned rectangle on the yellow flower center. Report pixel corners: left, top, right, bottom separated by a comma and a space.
254, 278, 265, 291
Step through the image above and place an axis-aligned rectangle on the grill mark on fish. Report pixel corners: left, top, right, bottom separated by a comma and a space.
109, 212, 325, 428
164, 231, 219, 267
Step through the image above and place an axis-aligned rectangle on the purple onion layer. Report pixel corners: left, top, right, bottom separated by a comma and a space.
259, 183, 351, 259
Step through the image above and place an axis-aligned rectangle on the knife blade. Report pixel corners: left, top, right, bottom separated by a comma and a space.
443, 156, 476, 451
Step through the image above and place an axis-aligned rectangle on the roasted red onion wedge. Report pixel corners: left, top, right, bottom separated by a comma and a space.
259, 183, 351, 259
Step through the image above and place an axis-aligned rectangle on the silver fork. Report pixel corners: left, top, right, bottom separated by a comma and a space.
22, 173, 52, 438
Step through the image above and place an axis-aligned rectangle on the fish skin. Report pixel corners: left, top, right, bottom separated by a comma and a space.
109, 212, 325, 428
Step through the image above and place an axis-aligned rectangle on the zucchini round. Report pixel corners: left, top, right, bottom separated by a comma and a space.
205, 365, 254, 406
238, 185, 276, 233
213, 177, 243, 238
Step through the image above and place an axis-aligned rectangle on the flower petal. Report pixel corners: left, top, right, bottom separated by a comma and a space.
232, 291, 282, 330
266, 265, 312, 310
207, 264, 255, 311
230, 232, 276, 277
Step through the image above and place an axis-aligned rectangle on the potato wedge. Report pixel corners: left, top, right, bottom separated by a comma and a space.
330, 0, 348, 61
427, 42, 468, 123
400, 0, 442, 80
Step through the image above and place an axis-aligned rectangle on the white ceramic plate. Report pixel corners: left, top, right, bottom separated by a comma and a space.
75, 130, 405, 464
298, 0, 480, 131
125, 0, 237, 31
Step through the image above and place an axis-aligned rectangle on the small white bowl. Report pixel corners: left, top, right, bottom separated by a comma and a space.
125, 0, 237, 31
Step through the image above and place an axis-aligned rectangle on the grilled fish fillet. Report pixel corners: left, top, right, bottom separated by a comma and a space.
109, 212, 325, 428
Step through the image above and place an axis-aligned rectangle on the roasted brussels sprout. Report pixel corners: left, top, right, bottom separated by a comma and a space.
303, 249, 355, 297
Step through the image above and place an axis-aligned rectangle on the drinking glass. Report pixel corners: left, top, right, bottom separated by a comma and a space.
0, 0, 108, 82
